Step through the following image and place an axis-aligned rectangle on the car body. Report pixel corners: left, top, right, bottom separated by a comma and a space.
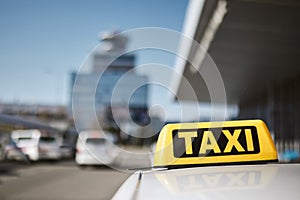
38, 136, 61, 160
112, 163, 300, 200
113, 120, 300, 199
4, 140, 27, 161
6, 129, 61, 161
75, 130, 118, 166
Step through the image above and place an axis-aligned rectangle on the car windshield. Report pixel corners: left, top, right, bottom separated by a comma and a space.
39, 137, 56, 143
15, 137, 37, 146
86, 138, 106, 145
17, 137, 33, 141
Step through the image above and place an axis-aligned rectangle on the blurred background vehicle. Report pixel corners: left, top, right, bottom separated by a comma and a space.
38, 135, 61, 161
4, 139, 28, 161
5, 129, 61, 161
75, 130, 118, 166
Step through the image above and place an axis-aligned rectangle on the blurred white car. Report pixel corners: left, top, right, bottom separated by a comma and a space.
6, 129, 61, 161
75, 130, 118, 166
4, 140, 27, 161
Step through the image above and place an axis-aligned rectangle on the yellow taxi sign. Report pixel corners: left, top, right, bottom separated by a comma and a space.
153, 120, 278, 168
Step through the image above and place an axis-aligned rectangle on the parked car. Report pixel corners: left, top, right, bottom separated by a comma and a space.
75, 130, 118, 166
4, 139, 27, 161
6, 129, 61, 161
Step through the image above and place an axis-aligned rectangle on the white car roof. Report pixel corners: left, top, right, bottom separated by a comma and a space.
11, 129, 41, 139
113, 163, 300, 200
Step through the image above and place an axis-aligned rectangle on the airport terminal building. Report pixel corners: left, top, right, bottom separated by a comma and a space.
173, 0, 300, 155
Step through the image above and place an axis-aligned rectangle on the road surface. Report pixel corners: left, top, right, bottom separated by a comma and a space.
0, 161, 131, 200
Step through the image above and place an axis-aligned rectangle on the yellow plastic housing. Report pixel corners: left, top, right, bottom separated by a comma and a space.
153, 120, 278, 168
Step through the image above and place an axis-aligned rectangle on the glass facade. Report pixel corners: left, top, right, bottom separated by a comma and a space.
71, 54, 148, 131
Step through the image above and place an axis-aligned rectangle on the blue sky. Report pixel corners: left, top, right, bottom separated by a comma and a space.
0, 0, 188, 105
